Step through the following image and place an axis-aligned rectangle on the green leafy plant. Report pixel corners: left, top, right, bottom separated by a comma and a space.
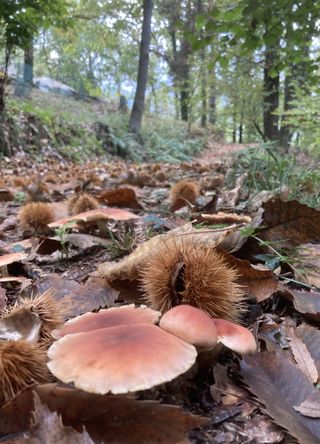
54, 221, 76, 260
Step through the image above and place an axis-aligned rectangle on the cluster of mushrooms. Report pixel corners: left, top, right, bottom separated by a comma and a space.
48, 304, 256, 395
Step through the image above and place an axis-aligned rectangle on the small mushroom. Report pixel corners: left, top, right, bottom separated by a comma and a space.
48, 323, 197, 394
53, 304, 161, 339
159, 305, 256, 354
212, 318, 257, 354
159, 304, 218, 351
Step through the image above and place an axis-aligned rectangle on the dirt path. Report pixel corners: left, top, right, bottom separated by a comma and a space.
196, 140, 255, 163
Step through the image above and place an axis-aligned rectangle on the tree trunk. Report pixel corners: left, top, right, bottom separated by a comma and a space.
129, 0, 153, 134
24, 37, 33, 86
263, 45, 280, 141
0, 42, 12, 115
180, 71, 189, 121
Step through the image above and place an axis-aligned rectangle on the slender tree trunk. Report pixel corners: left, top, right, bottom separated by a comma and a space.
180, 71, 189, 121
0, 42, 12, 114
263, 45, 280, 141
24, 36, 33, 86
129, 0, 153, 134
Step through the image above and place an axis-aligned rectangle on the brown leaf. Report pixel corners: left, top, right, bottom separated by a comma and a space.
0, 384, 207, 444
99, 188, 143, 209
260, 199, 320, 247
280, 284, 320, 320
28, 393, 94, 443
296, 324, 320, 376
294, 399, 320, 418
33, 275, 118, 319
218, 250, 278, 302
286, 323, 318, 383
241, 351, 320, 444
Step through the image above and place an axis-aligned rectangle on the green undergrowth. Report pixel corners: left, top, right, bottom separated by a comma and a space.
4, 91, 204, 162
231, 142, 320, 208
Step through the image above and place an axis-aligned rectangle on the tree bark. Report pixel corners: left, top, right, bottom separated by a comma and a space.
24, 36, 34, 86
263, 45, 280, 141
129, 0, 153, 134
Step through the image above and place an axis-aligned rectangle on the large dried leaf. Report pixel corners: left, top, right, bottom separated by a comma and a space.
27, 394, 94, 443
33, 275, 117, 319
0, 384, 207, 444
241, 351, 320, 444
99, 224, 243, 285
218, 250, 278, 302
260, 199, 320, 247
294, 399, 320, 419
296, 324, 320, 375
280, 284, 320, 320
285, 323, 318, 383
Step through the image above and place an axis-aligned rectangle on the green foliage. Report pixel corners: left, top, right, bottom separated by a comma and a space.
233, 143, 320, 208
282, 84, 320, 154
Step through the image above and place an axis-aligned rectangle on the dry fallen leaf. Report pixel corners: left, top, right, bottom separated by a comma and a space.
294, 399, 320, 418
27, 394, 94, 443
241, 351, 320, 444
296, 324, 320, 376
0, 384, 207, 444
260, 199, 320, 247
285, 323, 318, 384
32, 275, 117, 319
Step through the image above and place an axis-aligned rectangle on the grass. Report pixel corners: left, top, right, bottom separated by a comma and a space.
231, 142, 320, 208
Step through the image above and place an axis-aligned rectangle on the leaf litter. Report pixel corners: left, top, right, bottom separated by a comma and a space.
0, 152, 320, 443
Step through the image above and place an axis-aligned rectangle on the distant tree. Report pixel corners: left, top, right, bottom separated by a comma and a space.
129, 0, 153, 134
195, 0, 320, 146
0, 0, 68, 112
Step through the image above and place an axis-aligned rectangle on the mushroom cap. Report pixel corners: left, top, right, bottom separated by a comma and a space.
213, 318, 257, 354
159, 305, 218, 350
53, 304, 161, 339
47, 324, 197, 394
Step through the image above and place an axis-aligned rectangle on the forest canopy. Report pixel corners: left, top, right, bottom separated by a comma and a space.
0, 0, 320, 149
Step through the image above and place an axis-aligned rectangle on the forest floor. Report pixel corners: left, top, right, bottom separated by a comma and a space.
0, 94, 320, 443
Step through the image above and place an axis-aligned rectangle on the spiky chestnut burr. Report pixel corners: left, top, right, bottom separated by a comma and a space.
170, 180, 200, 211
141, 237, 246, 322
68, 192, 99, 216
3, 290, 65, 347
18, 202, 54, 235
0, 340, 50, 406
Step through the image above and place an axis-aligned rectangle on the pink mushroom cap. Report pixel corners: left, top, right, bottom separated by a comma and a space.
213, 318, 257, 354
159, 305, 218, 350
52, 304, 161, 339
47, 323, 197, 394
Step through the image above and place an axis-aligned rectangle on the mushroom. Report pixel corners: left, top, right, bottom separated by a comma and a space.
52, 304, 161, 339
212, 318, 257, 354
48, 323, 197, 394
159, 304, 218, 351
159, 305, 256, 354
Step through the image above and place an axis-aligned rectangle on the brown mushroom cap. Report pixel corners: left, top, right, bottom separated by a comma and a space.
159, 305, 218, 350
213, 318, 257, 354
53, 304, 161, 339
47, 324, 197, 394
